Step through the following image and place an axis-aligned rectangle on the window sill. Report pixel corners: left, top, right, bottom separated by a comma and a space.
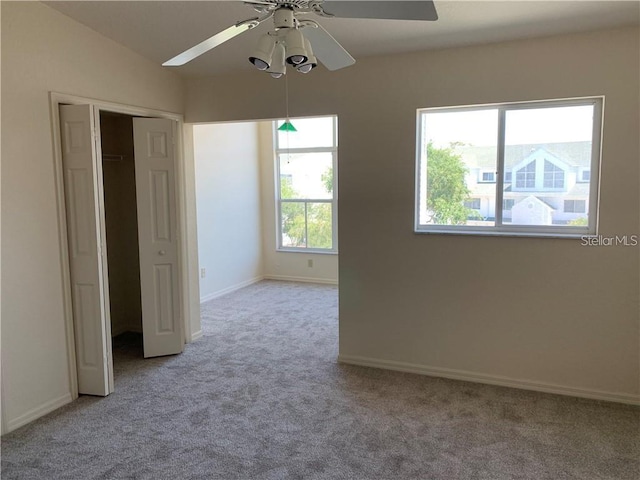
276, 248, 339, 255
414, 228, 592, 239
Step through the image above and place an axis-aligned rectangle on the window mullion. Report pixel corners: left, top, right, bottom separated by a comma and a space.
495, 108, 506, 227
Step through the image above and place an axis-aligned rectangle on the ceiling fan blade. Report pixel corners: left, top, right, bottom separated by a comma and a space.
163, 16, 267, 67
302, 24, 355, 71
321, 1, 438, 21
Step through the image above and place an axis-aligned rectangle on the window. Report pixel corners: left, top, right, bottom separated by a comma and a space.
416, 97, 602, 236
543, 160, 564, 189
564, 200, 586, 214
275, 116, 337, 251
481, 171, 496, 183
516, 161, 536, 189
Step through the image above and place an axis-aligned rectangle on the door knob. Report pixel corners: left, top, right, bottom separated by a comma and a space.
158, 250, 166, 256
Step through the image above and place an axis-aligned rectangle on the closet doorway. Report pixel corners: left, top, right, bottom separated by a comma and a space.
100, 111, 145, 366
54, 97, 189, 398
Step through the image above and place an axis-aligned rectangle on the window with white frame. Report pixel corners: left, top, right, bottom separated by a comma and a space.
416, 97, 602, 236
275, 116, 337, 251
480, 171, 496, 183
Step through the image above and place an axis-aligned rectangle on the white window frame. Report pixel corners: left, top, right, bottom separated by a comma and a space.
274, 115, 338, 253
415, 96, 603, 238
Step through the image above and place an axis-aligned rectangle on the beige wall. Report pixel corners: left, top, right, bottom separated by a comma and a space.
193, 122, 263, 301
1, 2, 184, 432
186, 27, 640, 402
257, 122, 339, 284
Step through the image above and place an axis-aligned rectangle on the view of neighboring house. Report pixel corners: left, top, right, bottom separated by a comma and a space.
457, 142, 592, 225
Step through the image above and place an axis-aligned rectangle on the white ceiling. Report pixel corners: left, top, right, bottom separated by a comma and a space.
46, 1, 640, 77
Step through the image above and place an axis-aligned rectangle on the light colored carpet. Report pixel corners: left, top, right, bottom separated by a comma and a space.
1, 280, 638, 479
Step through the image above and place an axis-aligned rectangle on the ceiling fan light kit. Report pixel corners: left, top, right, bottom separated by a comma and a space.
248, 33, 277, 70
267, 42, 287, 78
163, 1, 438, 77
283, 28, 309, 65
296, 38, 318, 73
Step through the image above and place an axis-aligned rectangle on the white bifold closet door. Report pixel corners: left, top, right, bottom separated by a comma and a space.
133, 118, 183, 358
60, 107, 183, 396
59, 104, 112, 396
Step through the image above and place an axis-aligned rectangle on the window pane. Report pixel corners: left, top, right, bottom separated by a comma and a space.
277, 117, 334, 149
307, 203, 333, 249
279, 153, 333, 200
420, 109, 498, 226
281, 202, 306, 248
502, 105, 594, 226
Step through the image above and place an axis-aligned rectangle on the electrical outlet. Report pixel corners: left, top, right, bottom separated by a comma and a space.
307, 259, 313, 268
200, 268, 206, 278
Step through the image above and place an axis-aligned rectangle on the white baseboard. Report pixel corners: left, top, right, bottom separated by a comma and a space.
338, 355, 640, 406
200, 276, 265, 304
264, 275, 338, 285
5, 392, 73, 434
190, 329, 203, 342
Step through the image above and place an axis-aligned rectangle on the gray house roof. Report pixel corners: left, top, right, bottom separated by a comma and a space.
512, 195, 556, 211
454, 141, 592, 169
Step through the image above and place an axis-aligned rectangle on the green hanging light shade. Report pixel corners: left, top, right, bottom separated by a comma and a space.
278, 120, 297, 132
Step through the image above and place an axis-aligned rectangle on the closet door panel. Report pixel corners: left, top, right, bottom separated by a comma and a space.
133, 118, 183, 358
59, 104, 112, 396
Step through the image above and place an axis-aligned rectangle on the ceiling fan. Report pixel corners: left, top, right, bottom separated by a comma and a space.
163, 1, 438, 77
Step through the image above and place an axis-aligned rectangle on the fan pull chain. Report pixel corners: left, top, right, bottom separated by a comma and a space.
285, 73, 290, 121
284, 74, 290, 161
